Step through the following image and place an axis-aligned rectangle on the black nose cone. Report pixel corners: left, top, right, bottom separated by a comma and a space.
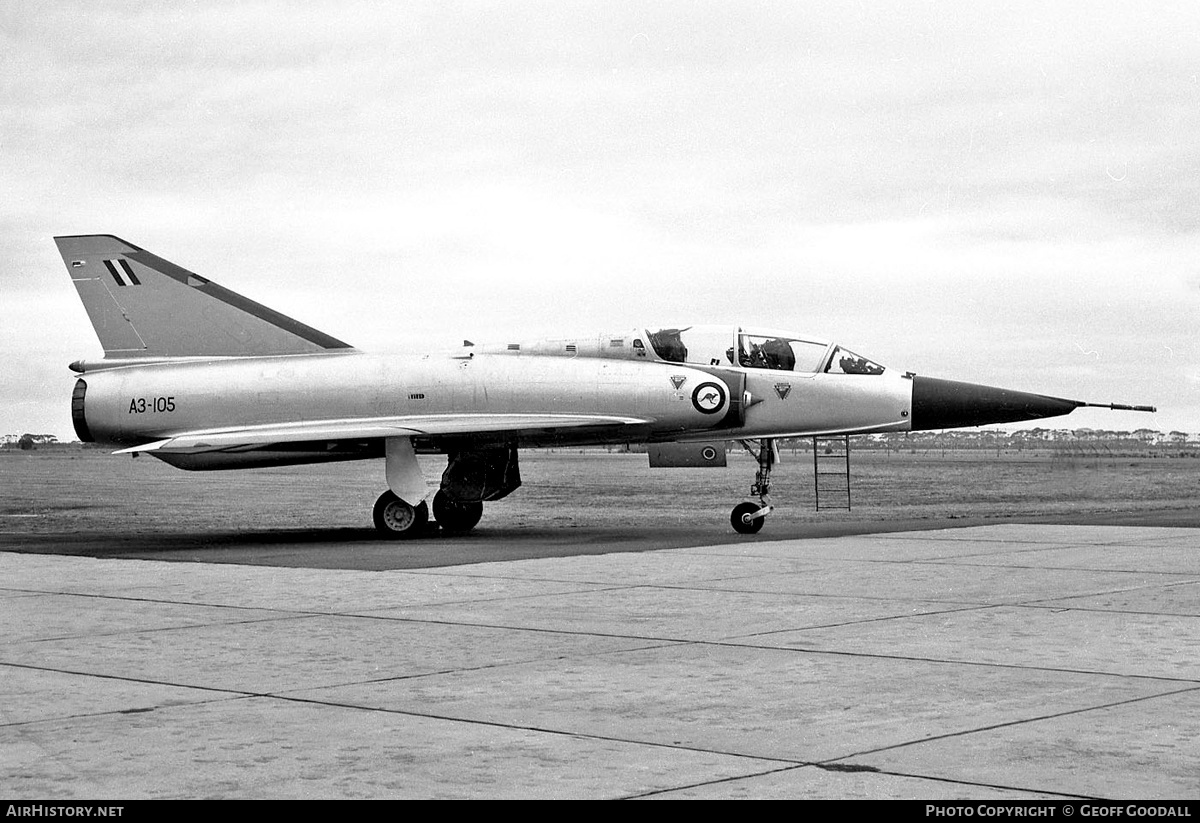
911, 376, 1081, 431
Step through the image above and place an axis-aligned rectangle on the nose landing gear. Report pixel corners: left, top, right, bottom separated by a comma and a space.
730, 438, 777, 534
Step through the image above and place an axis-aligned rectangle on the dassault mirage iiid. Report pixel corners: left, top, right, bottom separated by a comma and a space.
56, 235, 1155, 537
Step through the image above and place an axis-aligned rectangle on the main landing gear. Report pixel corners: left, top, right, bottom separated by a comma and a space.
372, 439, 520, 539
372, 489, 484, 539
730, 438, 778, 535
373, 490, 429, 538
431, 489, 483, 534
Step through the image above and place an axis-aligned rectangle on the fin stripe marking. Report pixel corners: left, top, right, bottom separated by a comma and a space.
103, 259, 126, 287
118, 259, 140, 285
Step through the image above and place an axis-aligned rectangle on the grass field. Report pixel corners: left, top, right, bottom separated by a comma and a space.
2, 447, 1196, 536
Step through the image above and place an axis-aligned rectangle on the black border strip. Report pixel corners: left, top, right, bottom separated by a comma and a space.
125, 250, 353, 349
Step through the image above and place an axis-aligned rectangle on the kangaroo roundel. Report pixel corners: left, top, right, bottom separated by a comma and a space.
691, 381, 726, 415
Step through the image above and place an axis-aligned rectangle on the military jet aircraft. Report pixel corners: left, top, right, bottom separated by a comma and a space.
56, 235, 1155, 537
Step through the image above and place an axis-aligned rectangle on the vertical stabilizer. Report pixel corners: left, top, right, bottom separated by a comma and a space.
55, 234, 354, 358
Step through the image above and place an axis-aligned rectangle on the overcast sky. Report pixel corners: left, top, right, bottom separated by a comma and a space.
3, 1, 1198, 439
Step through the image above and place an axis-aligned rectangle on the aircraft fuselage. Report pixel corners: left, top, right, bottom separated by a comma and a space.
72, 349, 915, 464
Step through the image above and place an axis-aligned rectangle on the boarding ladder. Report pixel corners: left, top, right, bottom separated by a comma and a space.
812, 435, 852, 510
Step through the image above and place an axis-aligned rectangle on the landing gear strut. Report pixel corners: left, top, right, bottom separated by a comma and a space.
730, 438, 777, 534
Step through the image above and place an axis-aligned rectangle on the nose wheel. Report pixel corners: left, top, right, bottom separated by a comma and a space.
730, 438, 777, 534
730, 501, 768, 534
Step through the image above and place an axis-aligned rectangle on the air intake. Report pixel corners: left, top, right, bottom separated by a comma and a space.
71, 379, 93, 442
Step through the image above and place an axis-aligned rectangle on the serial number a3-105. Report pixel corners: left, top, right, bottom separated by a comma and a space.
128, 396, 176, 414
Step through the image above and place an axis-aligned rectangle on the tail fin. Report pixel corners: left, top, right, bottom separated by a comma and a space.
55, 234, 354, 359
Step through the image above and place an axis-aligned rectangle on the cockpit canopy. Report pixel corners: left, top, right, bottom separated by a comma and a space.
474, 324, 887, 375
645, 326, 885, 375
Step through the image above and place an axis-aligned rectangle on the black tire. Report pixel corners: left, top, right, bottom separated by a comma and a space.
730, 502, 765, 535
373, 491, 429, 539
432, 489, 483, 534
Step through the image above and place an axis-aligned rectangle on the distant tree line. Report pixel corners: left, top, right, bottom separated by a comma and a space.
1, 434, 59, 451
781, 429, 1199, 454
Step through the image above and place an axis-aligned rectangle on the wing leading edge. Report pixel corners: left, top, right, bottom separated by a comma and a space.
113, 413, 655, 455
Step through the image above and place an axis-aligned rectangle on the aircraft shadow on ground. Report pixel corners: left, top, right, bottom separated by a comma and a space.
3, 510, 1195, 568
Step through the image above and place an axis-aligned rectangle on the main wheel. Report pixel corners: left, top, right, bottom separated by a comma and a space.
432, 489, 483, 534
730, 502, 766, 535
373, 491, 429, 539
